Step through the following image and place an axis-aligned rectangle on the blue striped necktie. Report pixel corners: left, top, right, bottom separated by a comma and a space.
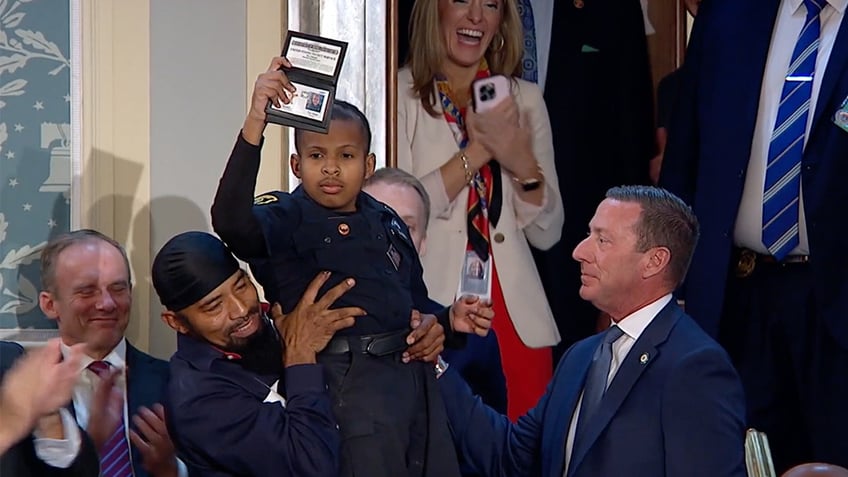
517, 0, 538, 83
762, 0, 823, 260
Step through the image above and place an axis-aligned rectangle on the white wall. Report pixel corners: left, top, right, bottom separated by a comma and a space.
81, 0, 287, 359
147, 0, 247, 357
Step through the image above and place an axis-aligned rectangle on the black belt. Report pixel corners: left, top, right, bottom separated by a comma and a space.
322, 329, 410, 357
734, 247, 810, 278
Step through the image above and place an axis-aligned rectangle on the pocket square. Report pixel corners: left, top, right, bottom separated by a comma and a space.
581, 44, 600, 53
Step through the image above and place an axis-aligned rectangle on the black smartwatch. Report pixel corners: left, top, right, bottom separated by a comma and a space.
516, 177, 543, 192
512, 164, 544, 192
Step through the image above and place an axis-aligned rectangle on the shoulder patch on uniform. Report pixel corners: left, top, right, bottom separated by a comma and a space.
254, 194, 278, 205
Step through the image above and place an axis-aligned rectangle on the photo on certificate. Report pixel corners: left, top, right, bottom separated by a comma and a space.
265, 82, 335, 133
457, 251, 492, 302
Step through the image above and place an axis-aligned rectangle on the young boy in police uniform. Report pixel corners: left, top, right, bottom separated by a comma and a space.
211, 56, 493, 477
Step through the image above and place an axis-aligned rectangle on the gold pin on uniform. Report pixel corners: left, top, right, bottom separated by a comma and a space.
338, 223, 350, 236
640, 352, 649, 364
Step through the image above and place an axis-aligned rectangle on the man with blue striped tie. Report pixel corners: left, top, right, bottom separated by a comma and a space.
661, 0, 848, 472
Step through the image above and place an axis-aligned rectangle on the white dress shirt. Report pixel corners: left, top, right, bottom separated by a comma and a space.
32, 408, 81, 468
734, 0, 846, 255
563, 294, 673, 475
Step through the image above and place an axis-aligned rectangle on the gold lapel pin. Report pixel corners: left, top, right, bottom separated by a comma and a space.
640, 352, 649, 364
338, 223, 350, 236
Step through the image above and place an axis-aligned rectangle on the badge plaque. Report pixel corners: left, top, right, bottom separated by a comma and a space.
265, 31, 348, 134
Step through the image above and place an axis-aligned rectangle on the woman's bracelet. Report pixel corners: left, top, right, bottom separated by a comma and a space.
459, 151, 474, 184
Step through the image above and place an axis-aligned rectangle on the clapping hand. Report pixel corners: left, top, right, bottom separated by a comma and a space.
87, 366, 124, 452
130, 404, 178, 477
466, 96, 535, 177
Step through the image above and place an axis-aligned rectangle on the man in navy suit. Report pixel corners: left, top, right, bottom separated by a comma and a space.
438, 185, 747, 477
660, 0, 848, 471
35, 229, 181, 477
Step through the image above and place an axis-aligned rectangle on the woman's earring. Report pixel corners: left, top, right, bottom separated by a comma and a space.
490, 33, 504, 52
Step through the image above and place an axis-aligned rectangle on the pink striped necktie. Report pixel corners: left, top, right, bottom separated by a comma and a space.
88, 360, 134, 477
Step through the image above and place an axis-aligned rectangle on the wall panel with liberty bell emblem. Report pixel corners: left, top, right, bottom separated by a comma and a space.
0, 0, 72, 343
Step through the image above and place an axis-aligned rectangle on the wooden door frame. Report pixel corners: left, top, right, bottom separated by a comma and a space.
646, 0, 688, 98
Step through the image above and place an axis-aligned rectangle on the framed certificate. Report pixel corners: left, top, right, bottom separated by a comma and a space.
265, 31, 348, 133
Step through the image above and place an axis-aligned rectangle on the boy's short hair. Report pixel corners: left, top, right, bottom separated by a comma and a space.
294, 99, 372, 153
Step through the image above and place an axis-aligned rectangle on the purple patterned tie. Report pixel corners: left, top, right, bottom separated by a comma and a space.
88, 360, 134, 477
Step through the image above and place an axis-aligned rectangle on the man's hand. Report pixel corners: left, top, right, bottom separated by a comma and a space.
272, 271, 365, 366
450, 295, 494, 337
86, 367, 124, 452
403, 311, 445, 363
242, 56, 297, 144
0, 339, 83, 443
129, 404, 178, 477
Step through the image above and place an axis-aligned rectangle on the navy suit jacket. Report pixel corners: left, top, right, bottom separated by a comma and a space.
123, 343, 170, 477
421, 297, 507, 414
439, 302, 747, 477
166, 332, 340, 477
660, 0, 848, 347
0, 341, 100, 477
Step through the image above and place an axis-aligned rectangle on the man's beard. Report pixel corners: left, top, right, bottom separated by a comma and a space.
234, 313, 283, 376
224, 311, 265, 352
179, 306, 271, 351
180, 308, 282, 375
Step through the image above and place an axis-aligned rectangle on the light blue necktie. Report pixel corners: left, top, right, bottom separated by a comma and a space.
762, 0, 822, 260
574, 325, 625, 443
517, 0, 538, 83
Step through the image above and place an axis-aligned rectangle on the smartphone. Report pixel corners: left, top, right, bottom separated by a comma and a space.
472, 75, 510, 113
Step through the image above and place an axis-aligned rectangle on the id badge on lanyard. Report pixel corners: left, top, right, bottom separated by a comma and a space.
456, 250, 492, 302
